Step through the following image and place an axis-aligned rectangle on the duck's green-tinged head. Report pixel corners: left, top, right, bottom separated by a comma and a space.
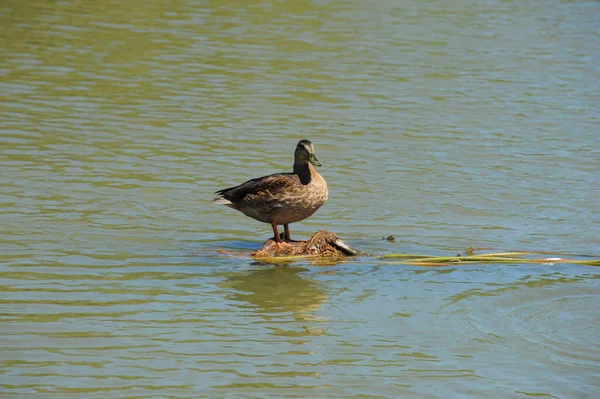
295, 140, 322, 166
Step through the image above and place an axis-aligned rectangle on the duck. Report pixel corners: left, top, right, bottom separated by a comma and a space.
214, 140, 328, 247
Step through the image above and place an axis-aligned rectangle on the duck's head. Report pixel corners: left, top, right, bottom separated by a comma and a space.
295, 140, 322, 167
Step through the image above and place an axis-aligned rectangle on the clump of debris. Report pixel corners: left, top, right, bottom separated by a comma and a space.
252, 230, 358, 258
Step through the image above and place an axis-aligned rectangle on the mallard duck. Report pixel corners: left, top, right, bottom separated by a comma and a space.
214, 140, 328, 246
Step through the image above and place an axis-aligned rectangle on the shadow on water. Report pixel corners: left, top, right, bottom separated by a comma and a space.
224, 265, 327, 322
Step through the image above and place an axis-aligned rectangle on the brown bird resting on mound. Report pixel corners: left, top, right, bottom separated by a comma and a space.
252, 230, 358, 258
214, 140, 328, 249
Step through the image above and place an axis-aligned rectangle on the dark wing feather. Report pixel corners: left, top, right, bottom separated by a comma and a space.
215, 173, 300, 203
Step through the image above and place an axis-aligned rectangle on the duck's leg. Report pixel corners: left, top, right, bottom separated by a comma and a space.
271, 220, 280, 242
284, 224, 307, 243
271, 221, 291, 249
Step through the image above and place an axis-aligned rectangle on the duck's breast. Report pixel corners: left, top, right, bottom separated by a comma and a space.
273, 172, 328, 225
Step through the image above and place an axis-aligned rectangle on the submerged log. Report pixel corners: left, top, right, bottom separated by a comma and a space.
252, 230, 358, 258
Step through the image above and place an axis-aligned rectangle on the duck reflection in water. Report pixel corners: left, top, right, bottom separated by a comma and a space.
226, 266, 327, 330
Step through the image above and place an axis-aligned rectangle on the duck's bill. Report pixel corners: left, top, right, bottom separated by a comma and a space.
310, 156, 322, 167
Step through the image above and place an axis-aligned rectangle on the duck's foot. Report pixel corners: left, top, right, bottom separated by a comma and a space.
284, 239, 307, 244
283, 234, 308, 245
275, 241, 293, 251
256, 239, 292, 255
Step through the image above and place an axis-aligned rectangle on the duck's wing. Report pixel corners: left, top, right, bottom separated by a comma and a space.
215, 173, 300, 203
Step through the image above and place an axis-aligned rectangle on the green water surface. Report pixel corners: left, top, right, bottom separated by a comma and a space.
1, 0, 599, 398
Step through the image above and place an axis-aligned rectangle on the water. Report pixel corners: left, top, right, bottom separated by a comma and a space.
1, 0, 599, 398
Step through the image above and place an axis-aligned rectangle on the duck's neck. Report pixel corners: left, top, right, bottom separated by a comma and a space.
293, 162, 313, 185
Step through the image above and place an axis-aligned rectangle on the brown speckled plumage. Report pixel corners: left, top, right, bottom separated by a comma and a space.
214, 140, 328, 243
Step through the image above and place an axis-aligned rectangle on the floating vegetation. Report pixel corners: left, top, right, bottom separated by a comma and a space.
381, 251, 600, 267
217, 231, 600, 267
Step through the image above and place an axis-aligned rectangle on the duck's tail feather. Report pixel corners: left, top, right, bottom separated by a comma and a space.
213, 195, 232, 205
